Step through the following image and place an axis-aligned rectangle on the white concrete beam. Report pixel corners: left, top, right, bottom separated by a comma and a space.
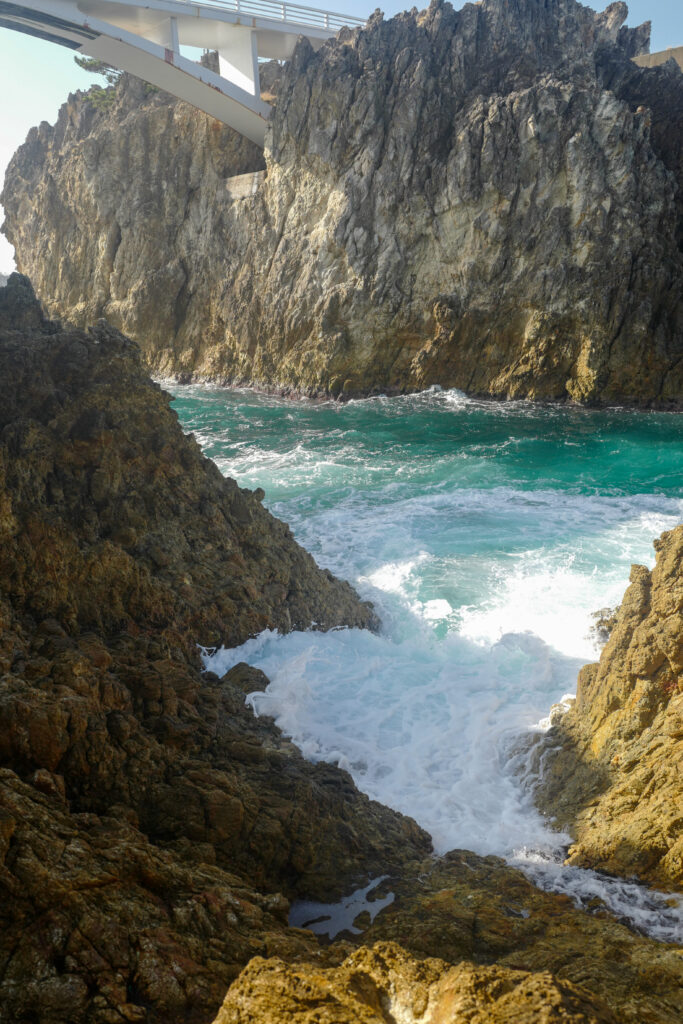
144, 15, 179, 51
83, 30, 270, 144
218, 26, 259, 96
0, 0, 367, 144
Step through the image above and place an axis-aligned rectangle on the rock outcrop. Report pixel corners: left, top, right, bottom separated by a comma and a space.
3, 0, 683, 404
1, 74, 265, 373
0, 274, 427, 1024
213, 942, 616, 1024
0, 275, 682, 1023
532, 527, 683, 890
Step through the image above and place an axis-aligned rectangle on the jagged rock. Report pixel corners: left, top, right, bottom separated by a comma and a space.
532, 526, 683, 890
0, 275, 430, 1024
0, 274, 376, 645
3, 0, 682, 404
0, 768, 321, 1024
212, 942, 616, 1023
360, 852, 683, 1024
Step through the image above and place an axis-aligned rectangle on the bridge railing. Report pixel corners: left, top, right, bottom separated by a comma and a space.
194, 0, 366, 32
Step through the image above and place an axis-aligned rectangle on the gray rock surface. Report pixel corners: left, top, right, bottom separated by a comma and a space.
3, 0, 682, 404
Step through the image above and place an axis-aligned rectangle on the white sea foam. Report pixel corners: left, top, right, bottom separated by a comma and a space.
205, 488, 683, 941
177, 383, 683, 943
207, 626, 583, 858
205, 487, 683, 943
273, 488, 683, 659
207, 627, 683, 942
511, 849, 683, 944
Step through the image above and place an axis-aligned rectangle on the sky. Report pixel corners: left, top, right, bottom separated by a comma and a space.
0, 0, 681, 272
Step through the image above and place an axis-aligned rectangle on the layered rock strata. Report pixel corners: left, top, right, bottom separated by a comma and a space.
3, 0, 683, 404
532, 527, 683, 890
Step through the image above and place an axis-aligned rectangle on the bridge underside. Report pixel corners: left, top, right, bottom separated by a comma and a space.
0, 0, 360, 145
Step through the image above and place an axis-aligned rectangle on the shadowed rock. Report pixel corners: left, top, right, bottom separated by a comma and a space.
0, 275, 431, 1024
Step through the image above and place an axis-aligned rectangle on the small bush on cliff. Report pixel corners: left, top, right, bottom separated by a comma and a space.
74, 55, 121, 111
83, 84, 117, 110
74, 55, 121, 85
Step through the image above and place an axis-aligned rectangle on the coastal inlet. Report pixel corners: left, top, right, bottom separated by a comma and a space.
172, 383, 683, 941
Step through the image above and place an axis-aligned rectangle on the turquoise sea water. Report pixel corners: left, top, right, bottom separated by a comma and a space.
170, 384, 683, 940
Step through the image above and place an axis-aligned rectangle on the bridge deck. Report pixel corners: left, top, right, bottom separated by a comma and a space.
0, 0, 366, 144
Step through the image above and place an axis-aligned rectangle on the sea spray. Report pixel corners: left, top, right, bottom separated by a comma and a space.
207, 626, 582, 857
173, 383, 683, 940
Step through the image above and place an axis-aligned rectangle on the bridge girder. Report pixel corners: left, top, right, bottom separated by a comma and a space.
0, 0, 365, 146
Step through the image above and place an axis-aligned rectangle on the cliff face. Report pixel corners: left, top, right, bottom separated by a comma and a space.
532, 526, 683, 890
4, 0, 683, 404
1, 75, 264, 374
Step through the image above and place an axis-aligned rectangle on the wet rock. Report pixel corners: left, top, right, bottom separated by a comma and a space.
360, 851, 683, 1024
533, 526, 683, 890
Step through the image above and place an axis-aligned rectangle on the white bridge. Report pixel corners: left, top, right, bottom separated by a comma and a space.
0, 0, 366, 144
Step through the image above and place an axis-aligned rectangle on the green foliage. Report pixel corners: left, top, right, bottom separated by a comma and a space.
85, 85, 117, 111
74, 55, 122, 85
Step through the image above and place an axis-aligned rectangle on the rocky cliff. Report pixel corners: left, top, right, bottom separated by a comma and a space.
531, 526, 683, 890
3, 0, 683, 404
0, 273, 425, 1023
2, 275, 682, 1024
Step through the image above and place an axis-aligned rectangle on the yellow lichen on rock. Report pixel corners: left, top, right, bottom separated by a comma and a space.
212, 942, 616, 1023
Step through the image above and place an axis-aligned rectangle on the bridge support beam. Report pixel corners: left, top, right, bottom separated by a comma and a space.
146, 16, 179, 53
218, 27, 259, 97
83, 27, 270, 145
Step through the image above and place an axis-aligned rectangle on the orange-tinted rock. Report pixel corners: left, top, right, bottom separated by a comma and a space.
212, 942, 616, 1024
532, 527, 683, 890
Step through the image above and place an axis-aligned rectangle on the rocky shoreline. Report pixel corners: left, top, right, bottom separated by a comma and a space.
0, 274, 682, 1023
0, 275, 422, 1022
1, 0, 683, 1019
3, 0, 683, 405
530, 527, 683, 892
